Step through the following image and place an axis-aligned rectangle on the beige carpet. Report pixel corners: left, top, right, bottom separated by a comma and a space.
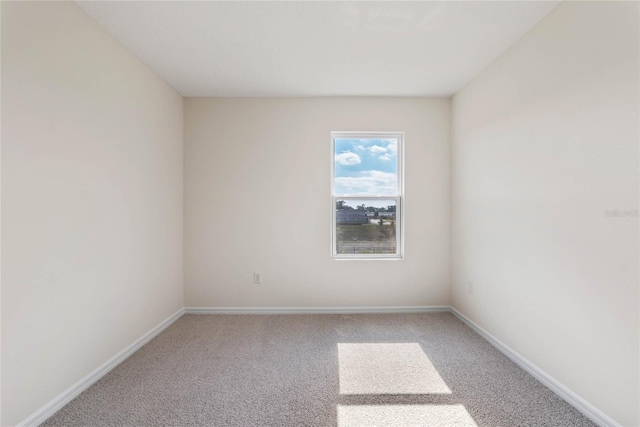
44, 313, 595, 426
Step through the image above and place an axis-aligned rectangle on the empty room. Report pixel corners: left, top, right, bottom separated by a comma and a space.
1, 1, 638, 426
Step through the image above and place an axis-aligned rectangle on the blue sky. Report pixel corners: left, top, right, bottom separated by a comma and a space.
334, 138, 398, 196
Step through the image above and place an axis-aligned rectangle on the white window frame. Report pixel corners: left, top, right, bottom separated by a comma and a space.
331, 131, 404, 260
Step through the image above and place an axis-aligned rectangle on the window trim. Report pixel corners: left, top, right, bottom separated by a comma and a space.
330, 131, 404, 260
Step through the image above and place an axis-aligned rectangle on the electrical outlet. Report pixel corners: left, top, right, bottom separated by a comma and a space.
468, 281, 474, 294
253, 273, 262, 284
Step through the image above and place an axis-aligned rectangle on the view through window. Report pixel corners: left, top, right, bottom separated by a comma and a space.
331, 132, 403, 258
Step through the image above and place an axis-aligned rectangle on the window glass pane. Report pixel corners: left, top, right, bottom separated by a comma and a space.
335, 199, 397, 255
334, 138, 398, 196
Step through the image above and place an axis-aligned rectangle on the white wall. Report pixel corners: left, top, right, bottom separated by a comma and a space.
1, 2, 184, 425
185, 98, 450, 308
451, 2, 639, 426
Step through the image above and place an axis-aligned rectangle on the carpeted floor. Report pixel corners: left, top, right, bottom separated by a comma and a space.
44, 313, 595, 426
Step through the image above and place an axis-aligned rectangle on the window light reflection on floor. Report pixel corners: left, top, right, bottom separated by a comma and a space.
337, 404, 478, 427
337, 343, 451, 395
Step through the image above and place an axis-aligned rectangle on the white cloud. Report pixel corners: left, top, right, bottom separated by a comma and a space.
369, 145, 388, 155
356, 145, 366, 151
387, 139, 398, 156
335, 151, 361, 166
334, 170, 397, 195
379, 154, 392, 161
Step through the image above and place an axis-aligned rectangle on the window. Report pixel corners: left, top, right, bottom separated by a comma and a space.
331, 132, 403, 259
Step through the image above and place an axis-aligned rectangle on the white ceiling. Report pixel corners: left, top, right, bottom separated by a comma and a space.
76, 1, 560, 97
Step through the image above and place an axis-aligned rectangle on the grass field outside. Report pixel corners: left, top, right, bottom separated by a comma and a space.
336, 223, 396, 254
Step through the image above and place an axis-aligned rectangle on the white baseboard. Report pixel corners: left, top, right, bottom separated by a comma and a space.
17, 308, 185, 427
184, 306, 451, 315
449, 307, 621, 427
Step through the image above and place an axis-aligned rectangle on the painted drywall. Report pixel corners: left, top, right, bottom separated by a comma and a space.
451, 2, 639, 426
185, 98, 450, 308
1, 2, 184, 425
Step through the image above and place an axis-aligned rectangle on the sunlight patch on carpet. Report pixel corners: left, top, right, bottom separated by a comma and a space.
337, 404, 477, 427
338, 343, 451, 395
